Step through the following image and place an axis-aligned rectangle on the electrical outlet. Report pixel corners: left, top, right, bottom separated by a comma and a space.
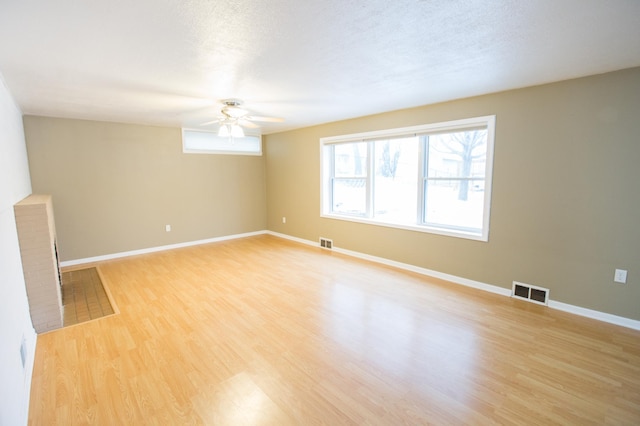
165, 224, 171, 232
282, 217, 286, 224
614, 269, 627, 284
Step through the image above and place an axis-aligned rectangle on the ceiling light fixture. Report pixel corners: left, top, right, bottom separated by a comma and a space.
231, 124, 245, 138
201, 99, 283, 142
218, 123, 245, 139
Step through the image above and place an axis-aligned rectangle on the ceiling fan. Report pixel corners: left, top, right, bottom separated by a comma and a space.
201, 99, 284, 138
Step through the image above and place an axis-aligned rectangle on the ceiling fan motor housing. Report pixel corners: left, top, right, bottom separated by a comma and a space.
221, 99, 247, 118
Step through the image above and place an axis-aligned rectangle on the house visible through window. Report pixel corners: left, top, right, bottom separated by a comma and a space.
321, 115, 496, 241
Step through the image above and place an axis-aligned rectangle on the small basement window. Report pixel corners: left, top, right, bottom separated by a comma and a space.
182, 129, 262, 155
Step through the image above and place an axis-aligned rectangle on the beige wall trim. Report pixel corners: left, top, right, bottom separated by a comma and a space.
268, 231, 640, 331
59, 230, 268, 268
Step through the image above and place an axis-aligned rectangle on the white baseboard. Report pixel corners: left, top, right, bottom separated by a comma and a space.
59, 230, 268, 267
59, 230, 640, 331
268, 231, 640, 331
267, 231, 318, 249
548, 300, 640, 330
21, 327, 37, 426
268, 231, 511, 297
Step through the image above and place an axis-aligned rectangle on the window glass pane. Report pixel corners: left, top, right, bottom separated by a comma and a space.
423, 178, 485, 231
424, 129, 488, 234
373, 137, 419, 224
183, 129, 261, 155
332, 178, 367, 216
334, 143, 367, 177
427, 130, 487, 178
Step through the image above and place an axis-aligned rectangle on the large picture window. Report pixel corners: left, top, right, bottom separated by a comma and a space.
321, 116, 496, 241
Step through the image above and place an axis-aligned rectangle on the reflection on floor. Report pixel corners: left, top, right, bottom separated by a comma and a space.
62, 267, 114, 326
30, 237, 640, 424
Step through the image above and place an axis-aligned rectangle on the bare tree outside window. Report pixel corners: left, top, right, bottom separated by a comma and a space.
352, 144, 364, 176
431, 130, 487, 201
378, 141, 401, 178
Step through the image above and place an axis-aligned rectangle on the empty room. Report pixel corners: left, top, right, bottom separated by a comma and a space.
1, 1, 639, 424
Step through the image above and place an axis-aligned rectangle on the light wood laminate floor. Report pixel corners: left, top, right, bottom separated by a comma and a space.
29, 235, 640, 424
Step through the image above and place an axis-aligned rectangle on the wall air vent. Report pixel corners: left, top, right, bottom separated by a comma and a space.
319, 237, 333, 249
512, 281, 549, 305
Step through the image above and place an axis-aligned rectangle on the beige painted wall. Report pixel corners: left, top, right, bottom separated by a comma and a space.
24, 117, 267, 261
265, 67, 640, 320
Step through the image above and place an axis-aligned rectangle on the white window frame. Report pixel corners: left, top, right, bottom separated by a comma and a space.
182, 128, 262, 155
320, 115, 496, 241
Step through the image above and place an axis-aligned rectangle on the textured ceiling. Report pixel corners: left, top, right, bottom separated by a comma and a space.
0, 0, 639, 134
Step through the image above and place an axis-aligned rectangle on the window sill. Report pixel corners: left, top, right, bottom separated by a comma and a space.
320, 213, 488, 242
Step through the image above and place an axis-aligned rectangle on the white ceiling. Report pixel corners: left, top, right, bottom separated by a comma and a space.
1, 0, 639, 134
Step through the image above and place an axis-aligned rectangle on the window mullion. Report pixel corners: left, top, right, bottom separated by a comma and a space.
329, 145, 336, 214
418, 135, 427, 224
366, 141, 374, 218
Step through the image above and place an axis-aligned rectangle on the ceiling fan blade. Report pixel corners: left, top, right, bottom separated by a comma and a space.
200, 118, 222, 126
238, 119, 260, 129
245, 115, 285, 123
